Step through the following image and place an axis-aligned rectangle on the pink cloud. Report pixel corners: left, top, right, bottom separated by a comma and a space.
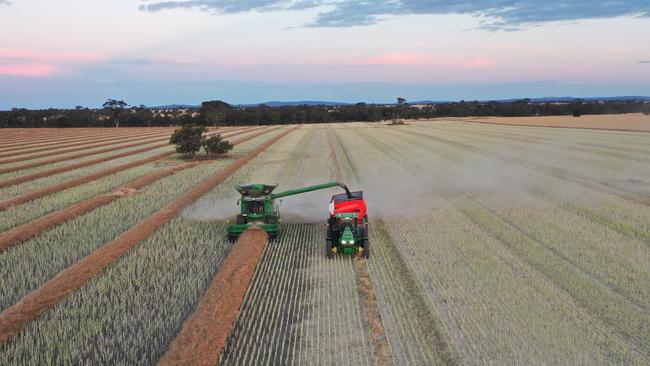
358, 52, 432, 65
0, 48, 102, 62
0, 64, 57, 77
349, 52, 495, 68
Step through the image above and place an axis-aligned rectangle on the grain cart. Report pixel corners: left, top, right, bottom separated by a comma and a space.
326, 190, 369, 258
227, 182, 352, 241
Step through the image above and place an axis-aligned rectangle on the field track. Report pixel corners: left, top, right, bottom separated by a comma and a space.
0, 127, 271, 210
0, 126, 297, 344
0, 126, 281, 251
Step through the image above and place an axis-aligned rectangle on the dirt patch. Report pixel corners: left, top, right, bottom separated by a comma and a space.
355, 258, 393, 366
110, 187, 139, 197
0, 126, 297, 345
159, 228, 269, 365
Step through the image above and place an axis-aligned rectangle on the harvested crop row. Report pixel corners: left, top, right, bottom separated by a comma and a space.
0, 129, 174, 156
326, 126, 392, 366
0, 127, 248, 173
438, 121, 650, 157
0, 128, 263, 210
0, 126, 297, 344
394, 125, 650, 240
0, 135, 172, 174
337, 127, 647, 364
221, 127, 373, 365
390, 126, 650, 205
0, 143, 171, 188
0, 161, 164, 232
0, 127, 175, 143
0, 130, 284, 317
0, 127, 305, 364
0, 128, 251, 188
355, 126, 650, 360
160, 228, 269, 365
0, 130, 175, 166
0, 128, 161, 146
0, 162, 196, 252
425, 126, 650, 184
0, 127, 278, 251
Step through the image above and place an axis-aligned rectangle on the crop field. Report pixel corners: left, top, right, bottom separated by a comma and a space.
0, 119, 649, 365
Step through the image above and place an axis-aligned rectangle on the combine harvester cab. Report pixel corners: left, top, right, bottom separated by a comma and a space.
326, 191, 370, 258
227, 184, 280, 241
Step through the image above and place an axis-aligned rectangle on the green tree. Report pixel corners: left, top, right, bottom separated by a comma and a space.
102, 99, 128, 128
203, 134, 233, 155
642, 103, 650, 115
200, 100, 232, 128
169, 125, 206, 157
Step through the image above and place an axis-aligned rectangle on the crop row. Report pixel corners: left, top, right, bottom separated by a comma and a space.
0, 129, 284, 312
334, 125, 642, 363
0, 127, 296, 363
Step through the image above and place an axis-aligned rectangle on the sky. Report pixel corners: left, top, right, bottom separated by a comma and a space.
1, 0, 650, 109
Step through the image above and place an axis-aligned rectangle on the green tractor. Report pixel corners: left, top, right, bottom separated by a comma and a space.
226, 181, 352, 241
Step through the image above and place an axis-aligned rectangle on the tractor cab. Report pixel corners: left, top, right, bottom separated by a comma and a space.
326, 191, 369, 258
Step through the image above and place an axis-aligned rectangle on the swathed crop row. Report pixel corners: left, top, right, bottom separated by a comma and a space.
0, 131, 283, 312
0, 128, 296, 364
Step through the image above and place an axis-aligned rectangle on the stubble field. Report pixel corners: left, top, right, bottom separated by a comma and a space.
0, 119, 649, 365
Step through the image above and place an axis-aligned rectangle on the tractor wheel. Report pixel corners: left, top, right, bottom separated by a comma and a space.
326, 239, 334, 259
235, 215, 246, 225
266, 215, 277, 225
363, 239, 370, 259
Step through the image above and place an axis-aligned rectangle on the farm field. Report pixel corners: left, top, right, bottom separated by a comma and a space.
456, 113, 650, 132
0, 120, 649, 365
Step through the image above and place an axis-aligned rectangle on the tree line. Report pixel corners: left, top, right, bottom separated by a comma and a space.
1, 98, 649, 128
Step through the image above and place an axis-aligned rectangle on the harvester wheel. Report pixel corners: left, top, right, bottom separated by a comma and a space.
228, 235, 237, 242
363, 239, 370, 259
266, 215, 277, 224
326, 239, 333, 259
235, 215, 246, 225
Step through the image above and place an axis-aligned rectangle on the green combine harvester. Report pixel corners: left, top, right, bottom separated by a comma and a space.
227, 181, 370, 258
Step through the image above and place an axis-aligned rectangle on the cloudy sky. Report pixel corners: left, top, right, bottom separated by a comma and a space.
1, 0, 649, 108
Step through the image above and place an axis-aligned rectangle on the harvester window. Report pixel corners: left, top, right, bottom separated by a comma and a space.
249, 200, 264, 214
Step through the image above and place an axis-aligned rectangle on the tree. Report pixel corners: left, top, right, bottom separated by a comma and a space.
203, 134, 234, 155
103, 99, 128, 128
392, 97, 408, 124
200, 100, 232, 128
169, 125, 206, 157
642, 103, 650, 116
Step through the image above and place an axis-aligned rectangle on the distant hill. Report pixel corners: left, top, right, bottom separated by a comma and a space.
411, 96, 650, 104
239, 101, 351, 107
150, 96, 649, 110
